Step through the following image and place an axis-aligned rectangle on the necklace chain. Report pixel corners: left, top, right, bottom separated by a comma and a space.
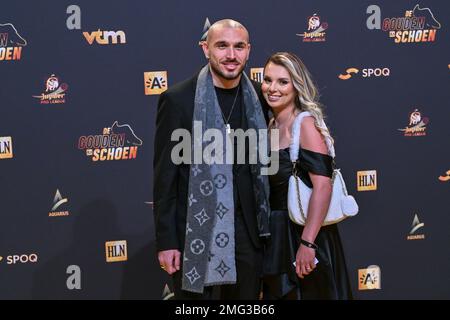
219, 85, 240, 131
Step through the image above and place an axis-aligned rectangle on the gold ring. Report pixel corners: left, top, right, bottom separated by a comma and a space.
160, 265, 165, 270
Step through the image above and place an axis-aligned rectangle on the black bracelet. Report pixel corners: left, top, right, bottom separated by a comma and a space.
300, 239, 318, 250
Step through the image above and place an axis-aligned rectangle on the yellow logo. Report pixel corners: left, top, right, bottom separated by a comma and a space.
439, 170, 450, 182
250, 68, 264, 83
144, 71, 168, 95
0, 136, 13, 159
358, 265, 381, 290
357, 170, 377, 191
0, 256, 3, 262
338, 68, 359, 80
105, 240, 127, 262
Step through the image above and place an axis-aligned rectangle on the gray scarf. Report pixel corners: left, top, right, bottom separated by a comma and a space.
182, 65, 271, 293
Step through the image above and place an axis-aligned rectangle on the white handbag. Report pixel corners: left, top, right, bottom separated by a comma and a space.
287, 112, 359, 226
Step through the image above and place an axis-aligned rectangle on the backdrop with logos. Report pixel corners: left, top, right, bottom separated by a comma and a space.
0, 0, 449, 299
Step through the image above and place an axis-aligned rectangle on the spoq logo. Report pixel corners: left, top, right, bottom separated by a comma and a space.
7, 253, 38, 264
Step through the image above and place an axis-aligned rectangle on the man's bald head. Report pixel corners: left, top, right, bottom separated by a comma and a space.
206, 19, 250, 44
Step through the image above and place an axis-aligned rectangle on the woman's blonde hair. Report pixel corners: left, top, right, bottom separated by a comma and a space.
265, 52, 334, 147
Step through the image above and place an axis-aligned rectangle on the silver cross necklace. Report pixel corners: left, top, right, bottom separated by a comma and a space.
219, 84, 240, 134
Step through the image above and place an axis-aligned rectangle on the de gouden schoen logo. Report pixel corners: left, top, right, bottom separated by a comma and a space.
0, 136, 13, 159
144, 71, 168, 95
105, 240, 127, 262
33, 74, 68, 104
407, 214, 425, 240
366, 4, 441, 43
398, 109, 429, 137
48, 189, 70, 217
359, 265, 381, 290
296, 13, 328, 42
0, 23, 27, 61
78, 121, 143, 162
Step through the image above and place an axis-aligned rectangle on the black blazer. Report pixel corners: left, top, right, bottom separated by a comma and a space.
153, 73, 269, 252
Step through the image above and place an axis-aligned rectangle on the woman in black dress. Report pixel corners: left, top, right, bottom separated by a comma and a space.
261, 52, 353, 300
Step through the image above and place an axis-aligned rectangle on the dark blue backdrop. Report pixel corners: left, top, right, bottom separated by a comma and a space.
1, 0, 449, 299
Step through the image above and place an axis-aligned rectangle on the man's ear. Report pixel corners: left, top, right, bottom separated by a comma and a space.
202, 42, 209, 59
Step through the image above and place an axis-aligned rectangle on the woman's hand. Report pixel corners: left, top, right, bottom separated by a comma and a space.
295, 244, 316, 279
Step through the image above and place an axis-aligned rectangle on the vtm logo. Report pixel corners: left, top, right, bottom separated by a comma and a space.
66, 5, 126, 45
83, 29, 126, 45
339, 67, 390, 80
6, 253, 38, 265
0, 23, 27, 61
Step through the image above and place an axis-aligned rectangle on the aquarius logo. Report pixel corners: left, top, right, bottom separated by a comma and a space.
407, 214, 425, 240
49, 189, 69, 217
0, 23, 27, 61
144, 71, 168, 95
199, 17, 211, 46
162, 284, 175, 300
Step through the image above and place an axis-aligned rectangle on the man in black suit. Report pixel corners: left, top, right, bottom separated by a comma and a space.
153, 19, 270, 299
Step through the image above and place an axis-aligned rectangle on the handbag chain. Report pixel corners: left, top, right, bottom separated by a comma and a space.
292, 162, 347, 220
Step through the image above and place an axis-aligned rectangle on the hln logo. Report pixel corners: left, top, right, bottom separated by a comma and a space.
105, 240, 127, 262
357, 170, 377, 191
144, 71, 168, 95
250, 68, 264, 83
0, 136, 13, 159
358, 265, 381, 290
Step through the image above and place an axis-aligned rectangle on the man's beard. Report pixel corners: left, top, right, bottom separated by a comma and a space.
210, 59, 247, 81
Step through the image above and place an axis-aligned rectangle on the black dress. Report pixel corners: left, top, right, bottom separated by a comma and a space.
263, 147, 353, 300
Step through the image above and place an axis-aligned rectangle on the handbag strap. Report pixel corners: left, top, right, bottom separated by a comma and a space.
289, 111, 336, 163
